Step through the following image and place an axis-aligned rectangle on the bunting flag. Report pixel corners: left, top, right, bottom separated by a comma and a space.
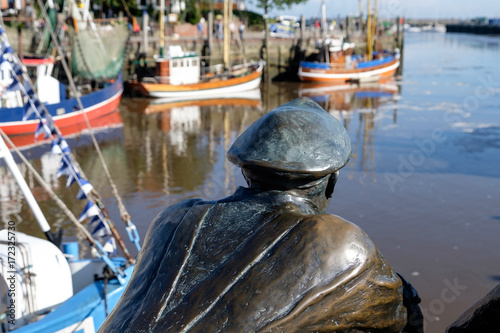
103, 237, 117, 254
78, 200, 100, 222
34, 120, 52, 141
50, 140, 63, 154
76, 179, 93, 200
58, 138, 71, 154
66, 170, 80, 188
88, 215, 111, 238
56, 159, 71, 178
0, 24, 129, 258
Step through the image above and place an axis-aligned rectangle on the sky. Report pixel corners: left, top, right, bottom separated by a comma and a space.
245, 0, 500, 20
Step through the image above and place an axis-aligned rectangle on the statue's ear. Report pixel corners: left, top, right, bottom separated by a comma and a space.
326, 172, 339, 199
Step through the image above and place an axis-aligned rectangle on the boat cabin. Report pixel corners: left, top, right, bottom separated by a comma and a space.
155, 46, 200, 85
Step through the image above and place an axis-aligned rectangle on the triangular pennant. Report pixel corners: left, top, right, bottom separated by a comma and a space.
23, 80, 34, 97
66, 171, 80, 188
56, 159, 71, 178
6, 72, 20, 93
91, 221, 111, 238
50, 140, 63, 154
22, 102, 35, 121
78, 200, 100, 222
76, 179, 93, 200
59, 139, 71, 154
103, 237, 117, 254
34, 120, 52, 141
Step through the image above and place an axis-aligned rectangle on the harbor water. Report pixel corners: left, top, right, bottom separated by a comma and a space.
1, 31, 500, 332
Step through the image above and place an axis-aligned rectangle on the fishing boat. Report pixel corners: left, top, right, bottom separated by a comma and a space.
298, 38, 400, 83
0, 65, 123, 136
128, 47, 263, 98
298, 0, 399, 84
0, 0, 127, 138
6, 109, 123, 148
128, 0, 263, 98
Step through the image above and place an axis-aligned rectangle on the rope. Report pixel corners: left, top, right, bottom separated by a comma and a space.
0, 130, 94, 245
36, 0, 137, 256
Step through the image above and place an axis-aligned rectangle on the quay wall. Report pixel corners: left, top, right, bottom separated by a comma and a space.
446, 24, 500, 35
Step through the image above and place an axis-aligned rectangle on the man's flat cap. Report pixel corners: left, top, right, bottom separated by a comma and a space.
227, 97, 352, 178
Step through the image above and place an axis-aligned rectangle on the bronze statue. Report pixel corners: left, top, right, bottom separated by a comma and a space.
99, 98, 422, 332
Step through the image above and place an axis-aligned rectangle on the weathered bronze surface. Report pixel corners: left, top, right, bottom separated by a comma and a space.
99, 98, 422, 332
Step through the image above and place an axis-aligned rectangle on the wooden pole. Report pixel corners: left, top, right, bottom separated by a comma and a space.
208, 11, 213, 55
366, 0, 372, 60
159, 0, 164, 57
264, 15, 270, 80
223, 0, 230, 69
142, 11, 149, 55
321, 0, 327, 38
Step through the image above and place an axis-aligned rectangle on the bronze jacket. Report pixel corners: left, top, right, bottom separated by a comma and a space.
99, 187, 408, 332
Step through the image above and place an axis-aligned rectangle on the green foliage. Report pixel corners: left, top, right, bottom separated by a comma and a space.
234, 10, 264, 28
250, 0, 307, 15
200, 9, 264, 29
91, 0, 139, 18
182, 0, 202, 24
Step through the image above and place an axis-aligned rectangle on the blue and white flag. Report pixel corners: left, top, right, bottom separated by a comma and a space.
89, 216, 111, 238
50, 140, 63, 154
78, 200, 100, 222
58, 139, 71, 154
76, 179, 93, 200
23, 99, 44, 121
66, 170, 80, 188
34, 120, 52, 141
103, 237, 117, 254
56, 159, 71, 178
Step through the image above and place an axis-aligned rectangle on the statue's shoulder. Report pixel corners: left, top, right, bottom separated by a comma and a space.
152, 198, 204, 226
140, 198, 205, 253
299, 214, 378, 264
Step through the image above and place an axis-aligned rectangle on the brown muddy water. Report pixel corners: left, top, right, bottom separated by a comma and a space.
1, 32, 500, 332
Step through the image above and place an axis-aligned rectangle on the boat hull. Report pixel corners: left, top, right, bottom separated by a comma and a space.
0, 75, 123, 136
14, 264, 134, 333
129, 67, 263, 98
298, 59, 400, 83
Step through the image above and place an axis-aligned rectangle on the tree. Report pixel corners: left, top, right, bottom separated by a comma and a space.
251, 0, 307, 16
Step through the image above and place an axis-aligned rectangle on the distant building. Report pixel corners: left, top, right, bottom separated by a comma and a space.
136, 0, 185, 13
135, 0, 245, 14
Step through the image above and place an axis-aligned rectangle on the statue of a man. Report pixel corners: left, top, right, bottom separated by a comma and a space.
100, 98, 422, 332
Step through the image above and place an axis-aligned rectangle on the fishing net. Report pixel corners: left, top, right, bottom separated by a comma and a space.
71, 22, 129, 80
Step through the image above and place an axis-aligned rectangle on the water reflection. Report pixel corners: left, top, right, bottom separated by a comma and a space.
119, 89, 264, 202
298, 81, 401, 175
0, 83, 403, 232
0, 110, 124, 237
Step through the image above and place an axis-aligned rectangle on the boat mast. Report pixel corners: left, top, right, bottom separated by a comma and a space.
223, 0, 232, 70
321, 0, 327, 38
366, 0, 373, 60
159, 0, 165, 57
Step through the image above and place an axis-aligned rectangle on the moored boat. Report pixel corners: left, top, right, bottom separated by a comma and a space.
0, 72, 123, 136
127, 46, 263, 98
298, 40, 400, 84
